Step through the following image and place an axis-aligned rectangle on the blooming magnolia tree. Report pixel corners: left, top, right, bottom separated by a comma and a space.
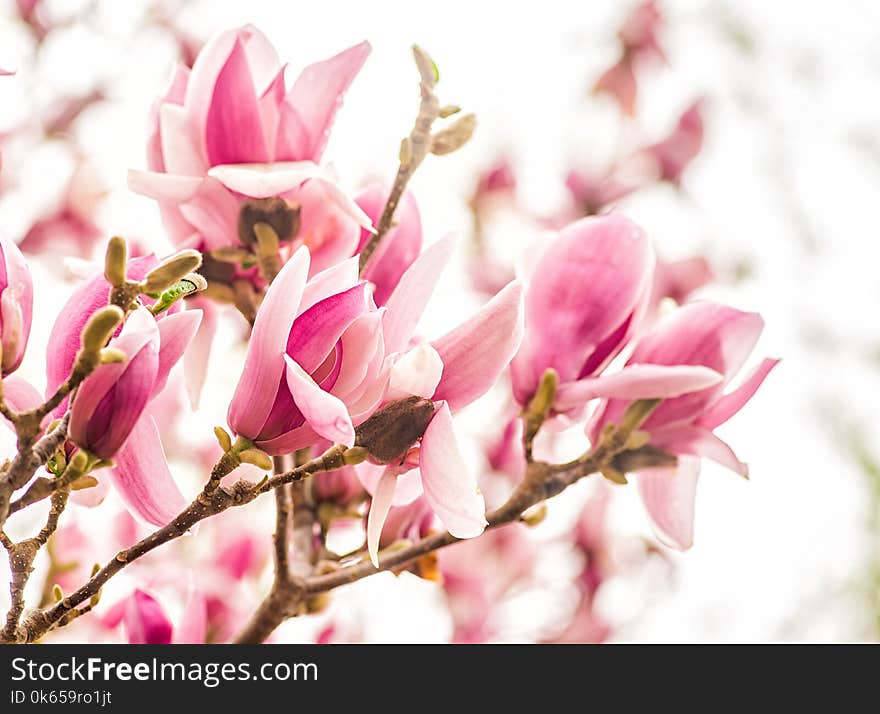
0, 4, 777, 644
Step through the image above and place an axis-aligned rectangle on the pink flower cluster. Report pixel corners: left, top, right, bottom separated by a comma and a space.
0, 14, 778, 644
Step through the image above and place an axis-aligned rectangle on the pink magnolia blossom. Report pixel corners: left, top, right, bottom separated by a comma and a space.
128, 25, 372, 260
511, 214, 724, 416
0, 233, 33, 376
587, 301, 779, 549
359, 245, 524, 564
643, 100, 705, 185
227, 238, 524, 563
49, 261, 202, 527
227, 248, 384, 454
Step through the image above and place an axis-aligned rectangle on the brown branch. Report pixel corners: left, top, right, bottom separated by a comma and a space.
358, 46, 442, 274
4, 445, 355, 643
2, 488, 70, 641
0, 413, 71, 531
234, 455, 318, 644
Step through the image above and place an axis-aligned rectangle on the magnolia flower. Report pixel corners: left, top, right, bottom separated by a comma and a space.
587, 301, 779, 549
49, 260, 201, 526
129, 25, 372, 262
0, 233, 33, 376
69, 306, 200, 457
227, 248, 385, 454
227, 238, 524, 564
512, 214, 724, 417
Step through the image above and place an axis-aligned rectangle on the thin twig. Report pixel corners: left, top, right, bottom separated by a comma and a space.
359, 46, 442, 274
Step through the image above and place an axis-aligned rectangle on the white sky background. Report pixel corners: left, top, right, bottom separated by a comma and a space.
2, 0, 880, 642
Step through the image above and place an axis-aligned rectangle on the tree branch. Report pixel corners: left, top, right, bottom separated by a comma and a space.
359, 46, 446, 274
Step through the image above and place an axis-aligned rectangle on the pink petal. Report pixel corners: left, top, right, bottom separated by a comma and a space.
0, 375, 41, 414
557, 364, 723, 411
0, 233, 33, 375
284, 355, 355, 446
291, 179, 364, 277
124, 589, 173, 645
382, 234, 457, 354
298, 256, 359, 315
258, 65, 287, 158
178, 176, 243, 250
45, 257, 158, 409
698, 357, 779, 430
331, 310, 385, 398
127, 170, 202, 203
308, 177, 373, 230
511, 213, 653, 400
158, 103, 205, 176
419, 403, 487, 539
652, 424, 749, 477
110, 415, 188, 527
355, 461, 423, 504
205, 37, 269, 165
69, 309, 160, 457
432, 281, 524, 410
183, 298, 217, 409
634, 302, 766, 430
282, 41, 371, 161
386, 341, 444, 401
174, 586, 207, 644
637, 456, 700, 551
228, 247, 309, 438
285, 283, 369, 373
153, 309, 203, 398
207, 161, 323, 197
366, 468, 398, 567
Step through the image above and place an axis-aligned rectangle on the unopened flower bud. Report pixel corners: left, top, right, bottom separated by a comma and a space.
68, 450, 89, 473
238, 198, 299, 246
430, 113, 477, 155
71, 474, 99, 491
214, 426, 233, 453
239, 447, 273, 470
354, 396, 436, 464
104, 236, 128, 287
438, 104, 461, 119
81, 306, 124, 353
412, 45, 439, 87
142, 250, 203, 294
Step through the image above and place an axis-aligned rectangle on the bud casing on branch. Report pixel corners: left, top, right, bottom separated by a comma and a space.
354, 396, 436, 464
